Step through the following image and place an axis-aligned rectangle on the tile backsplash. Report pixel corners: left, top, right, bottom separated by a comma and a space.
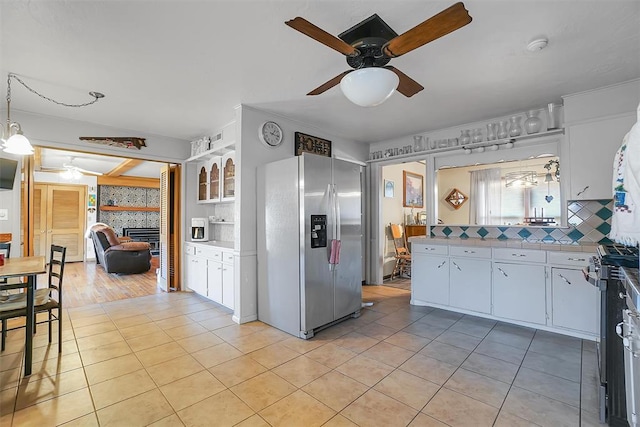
430, 199, 613, 245
98, 186, 160, 236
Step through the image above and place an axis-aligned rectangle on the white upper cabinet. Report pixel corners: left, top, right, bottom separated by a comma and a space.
567, 114, 636, 200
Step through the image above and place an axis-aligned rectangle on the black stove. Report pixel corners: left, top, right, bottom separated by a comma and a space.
589, 243, 640, 426
598, 244, 640, 268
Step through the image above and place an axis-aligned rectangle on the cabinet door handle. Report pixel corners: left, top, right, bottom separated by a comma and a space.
511, 253, 526, 257
497, 267, 508, 277
567, 258, 586, 262
427, 247, 436, 251
558, 273, 571, 285
452, 261, 462, 271
463, 250, 475, 254
576, 186, 589, 197
437, 261, 446, 269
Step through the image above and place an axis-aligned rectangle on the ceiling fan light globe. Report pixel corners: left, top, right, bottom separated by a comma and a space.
340, 68, 399, 107
3, 133, 34, 155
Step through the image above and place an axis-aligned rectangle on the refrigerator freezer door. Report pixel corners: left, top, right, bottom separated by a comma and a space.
257, 157, 302, 337
332, 158, 363, 320
301, 154, 335, 333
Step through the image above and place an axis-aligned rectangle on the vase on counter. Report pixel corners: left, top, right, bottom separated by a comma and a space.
508, 116, 522, 137
547, 103, 560, 130
472, 128, 484, 143
497, 120, 509, 139
524, 110, 543, 134
486, 123, 497, 141
460, 130, 471, 145
413, 135, 424, 152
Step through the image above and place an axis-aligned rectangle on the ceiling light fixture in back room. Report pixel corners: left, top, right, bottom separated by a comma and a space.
285, 2, 472, 107
1, 73, 105, 155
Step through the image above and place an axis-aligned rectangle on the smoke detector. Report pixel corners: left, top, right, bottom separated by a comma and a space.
527, 38, 548, 52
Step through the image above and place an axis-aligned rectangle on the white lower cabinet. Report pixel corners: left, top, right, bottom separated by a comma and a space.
449, 257, 492, 314
492, 262, 547, 325
551, 267, 599, 335
185, 254, 208, 296
185, 244, 235, 310
207, 259, 223, 303
412, 253, 449, 305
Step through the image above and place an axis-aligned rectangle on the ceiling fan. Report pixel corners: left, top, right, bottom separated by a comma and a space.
285, 2, 472, 106
41, 157, 103, 178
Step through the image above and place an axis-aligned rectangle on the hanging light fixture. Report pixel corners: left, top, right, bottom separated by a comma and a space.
1, 73, 105, 156
340, 68, 399, 107
2, 74, 33, 155
543, 159, 560, 182
505, 171, 538, 187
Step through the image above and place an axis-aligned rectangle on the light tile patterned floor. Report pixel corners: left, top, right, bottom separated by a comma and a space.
0, 285, 599, 426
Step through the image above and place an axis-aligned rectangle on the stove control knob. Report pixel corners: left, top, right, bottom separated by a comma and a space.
617, 324, 624, 336
620, 292, 627, 300
623, 337, 631, 348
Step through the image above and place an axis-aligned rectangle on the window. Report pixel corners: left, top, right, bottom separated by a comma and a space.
502, 178, 560, 225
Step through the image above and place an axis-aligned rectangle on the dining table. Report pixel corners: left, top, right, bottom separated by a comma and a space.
0, 256, 46, 376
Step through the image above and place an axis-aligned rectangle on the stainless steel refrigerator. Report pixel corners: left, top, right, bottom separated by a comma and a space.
257, 154, 363, 339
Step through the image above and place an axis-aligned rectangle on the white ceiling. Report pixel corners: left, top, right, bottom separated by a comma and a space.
1, 1, 639, 145
39, 147, 165, 178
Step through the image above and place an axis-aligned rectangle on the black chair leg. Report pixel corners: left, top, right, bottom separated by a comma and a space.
58, 309, 62, 353
1, 319, 6, 352
48, 310, 52, 344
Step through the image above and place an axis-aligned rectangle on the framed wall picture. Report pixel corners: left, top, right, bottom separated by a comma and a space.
384, 179, 394, 198
403, 171, 424, 208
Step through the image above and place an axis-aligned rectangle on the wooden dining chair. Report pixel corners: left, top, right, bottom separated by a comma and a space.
389, 224, 411, 279
0, 242, 10, 285
0, 245, 67, 353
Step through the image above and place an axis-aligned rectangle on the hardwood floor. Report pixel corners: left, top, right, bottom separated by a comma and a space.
44, 258, 161, 308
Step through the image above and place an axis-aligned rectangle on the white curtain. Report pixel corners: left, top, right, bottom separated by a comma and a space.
469, 168, 502, 225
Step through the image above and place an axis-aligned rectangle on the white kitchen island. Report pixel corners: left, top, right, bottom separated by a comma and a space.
409, 236, 599, 340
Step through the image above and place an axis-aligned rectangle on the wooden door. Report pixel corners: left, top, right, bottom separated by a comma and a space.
33, 185, 48, 259
159, 164, 181, 292
34, 184, 86, 262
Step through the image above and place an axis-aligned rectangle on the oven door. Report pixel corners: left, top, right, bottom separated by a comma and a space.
622, 308, 640, 427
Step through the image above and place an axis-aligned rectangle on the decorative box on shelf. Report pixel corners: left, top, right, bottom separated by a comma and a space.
190, 136, 212, 157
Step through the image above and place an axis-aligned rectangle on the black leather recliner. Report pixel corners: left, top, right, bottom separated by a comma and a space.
90, 225, 152, 274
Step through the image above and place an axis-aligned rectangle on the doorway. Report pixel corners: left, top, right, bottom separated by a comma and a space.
21, 146, 182, 306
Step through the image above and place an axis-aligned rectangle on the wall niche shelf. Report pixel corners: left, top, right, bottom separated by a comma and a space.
367, 128, 564, 163
99, 206, 160, 212
186, 140, 235, 163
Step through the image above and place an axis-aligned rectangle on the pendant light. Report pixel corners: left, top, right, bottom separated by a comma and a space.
1, 73, 105, 156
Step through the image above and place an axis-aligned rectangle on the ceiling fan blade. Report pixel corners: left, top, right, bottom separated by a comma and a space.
286, 17, 359, 56
74, 166, 103, 176
386, 67, 424, 97
308, 71, 353, 95
383, 2, 472, 58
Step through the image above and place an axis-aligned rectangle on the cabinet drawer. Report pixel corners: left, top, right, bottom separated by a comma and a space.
195, 246, 222, 260
493, 248, 546, 263
547, 251, 591, 268
449, 246, 492, 259
184, 243, 196, 256
222, 251, 234, 264
412, 244, 448, 255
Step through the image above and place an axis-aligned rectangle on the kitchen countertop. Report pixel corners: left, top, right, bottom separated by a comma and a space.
186, 240, 235, 250
408, 236, 599, 252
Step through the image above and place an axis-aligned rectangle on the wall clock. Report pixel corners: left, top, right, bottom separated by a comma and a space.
259, 121, 283, 147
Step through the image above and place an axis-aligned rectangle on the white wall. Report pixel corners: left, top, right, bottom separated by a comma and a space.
235, 105, 368, 323
0, 152, 22, 255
